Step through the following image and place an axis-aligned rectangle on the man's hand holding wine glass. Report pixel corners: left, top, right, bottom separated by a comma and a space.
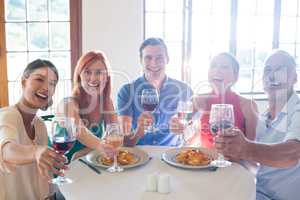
215, 128, 249, 161
141, 88, 159, 132
169, 116, 186, 134
136, 112, 154, 135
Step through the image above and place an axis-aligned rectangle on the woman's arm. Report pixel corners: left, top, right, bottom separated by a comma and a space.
58, 98, 115, 155
103, 98, 118, 124
1, 141, 65, 179
102, 76, 118, 124
71, 147, 92, 161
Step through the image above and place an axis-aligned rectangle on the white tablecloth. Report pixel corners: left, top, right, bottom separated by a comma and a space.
60, 146, 256, 200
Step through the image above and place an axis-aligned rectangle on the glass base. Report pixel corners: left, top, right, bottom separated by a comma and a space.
107, 165, 124, 173
211, 159, 232, 168
50, 176, 73, 185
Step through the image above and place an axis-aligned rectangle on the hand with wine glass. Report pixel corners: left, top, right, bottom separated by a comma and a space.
104, 123, 124, 173
34, 145, 67, 180
141, 88, 159, 132
209, 104, 234, 167
49, 116, 77, 185
175, 100, 193, 146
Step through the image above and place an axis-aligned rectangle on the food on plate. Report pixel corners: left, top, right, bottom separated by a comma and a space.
175, 149, 211, 166
99, 150, 137, 166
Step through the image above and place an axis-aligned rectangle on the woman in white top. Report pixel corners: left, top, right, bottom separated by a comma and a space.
0, 59, 65, 199
0, 59, 114, 200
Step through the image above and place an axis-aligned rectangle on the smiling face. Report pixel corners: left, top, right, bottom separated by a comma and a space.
21, 67, 58, 110
208, 54, 238, 93
263, 52, 297, 97
141, 45, 169, 77
79, 60, 108, 96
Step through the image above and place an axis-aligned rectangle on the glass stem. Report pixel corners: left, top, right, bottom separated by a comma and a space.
218, 153, 225, 161
113, 153, 118, 168
58, 169, 65, 181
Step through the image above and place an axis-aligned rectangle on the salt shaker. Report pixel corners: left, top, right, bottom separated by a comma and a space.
146, 173, 158, 192
157, 173, 170, 194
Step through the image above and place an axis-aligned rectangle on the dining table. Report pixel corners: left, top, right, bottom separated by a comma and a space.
59, 145, 256, 200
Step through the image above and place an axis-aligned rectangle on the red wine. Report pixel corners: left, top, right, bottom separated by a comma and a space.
142, 103, 158, 112
210, 120, 234, 135
53, 138, 76, 154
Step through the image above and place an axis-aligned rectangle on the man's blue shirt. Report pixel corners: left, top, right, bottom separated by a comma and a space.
117, 75, 193, 146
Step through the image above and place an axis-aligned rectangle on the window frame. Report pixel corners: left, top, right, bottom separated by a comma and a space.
0, 0, 82, 108
143, 0, 300, 99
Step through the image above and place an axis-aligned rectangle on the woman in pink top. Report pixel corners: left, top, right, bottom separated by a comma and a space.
170, 53, 258, 148
195, 53, 258, 148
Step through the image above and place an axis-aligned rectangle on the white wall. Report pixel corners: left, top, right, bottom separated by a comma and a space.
82, 0, 272, 111
82, 0, 143, 99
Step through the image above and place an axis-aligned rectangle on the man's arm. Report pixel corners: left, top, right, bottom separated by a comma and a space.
120, 113, 154, 147
216, 130, 300, 168
119, 116, 140, 146
245, 139, 300, 168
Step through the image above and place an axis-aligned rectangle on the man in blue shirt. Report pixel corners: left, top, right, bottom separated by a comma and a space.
215, 50, 300, 200
117, 38, 193, 146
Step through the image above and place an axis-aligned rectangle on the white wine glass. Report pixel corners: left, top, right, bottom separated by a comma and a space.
105, 123, 124, 173
177, 100, 193, 146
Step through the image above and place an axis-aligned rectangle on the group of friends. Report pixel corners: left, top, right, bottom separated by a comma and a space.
0, 37, 300, 200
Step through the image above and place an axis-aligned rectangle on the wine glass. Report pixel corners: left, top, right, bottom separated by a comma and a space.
49, 116, 77, 185
177, 100, 193, 146
209, 104, 234, 167
105, 123, 124, 173
141, 88, 159, 132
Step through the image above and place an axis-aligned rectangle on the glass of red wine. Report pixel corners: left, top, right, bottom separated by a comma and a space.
141, 88, 159, 132
104, 123, 124, 173
50, 116, 77, 185
209, 104, 234, 167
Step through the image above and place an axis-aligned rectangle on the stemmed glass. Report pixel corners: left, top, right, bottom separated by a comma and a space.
105, 123, 124, 173
141, 88, 159, 132
49, 116, 77, 185
177, 100, 193, 146
209, 104, 234, 167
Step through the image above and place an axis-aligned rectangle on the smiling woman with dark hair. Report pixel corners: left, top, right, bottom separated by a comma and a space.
0, 59, 66, 200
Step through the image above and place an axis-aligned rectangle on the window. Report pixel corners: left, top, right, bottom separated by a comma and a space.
144, 0, 300, 95
144, 0, 184, 80
0, 0, 81, 112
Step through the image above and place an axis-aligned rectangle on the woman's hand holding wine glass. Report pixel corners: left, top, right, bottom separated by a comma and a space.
104, 123, 124, 173
49, 116, 77, 185
34, 145, 66, 180
169, 100, 194, 146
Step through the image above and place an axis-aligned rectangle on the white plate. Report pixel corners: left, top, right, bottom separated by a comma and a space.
86, 147, 150, 169
161, 147, 218, 169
